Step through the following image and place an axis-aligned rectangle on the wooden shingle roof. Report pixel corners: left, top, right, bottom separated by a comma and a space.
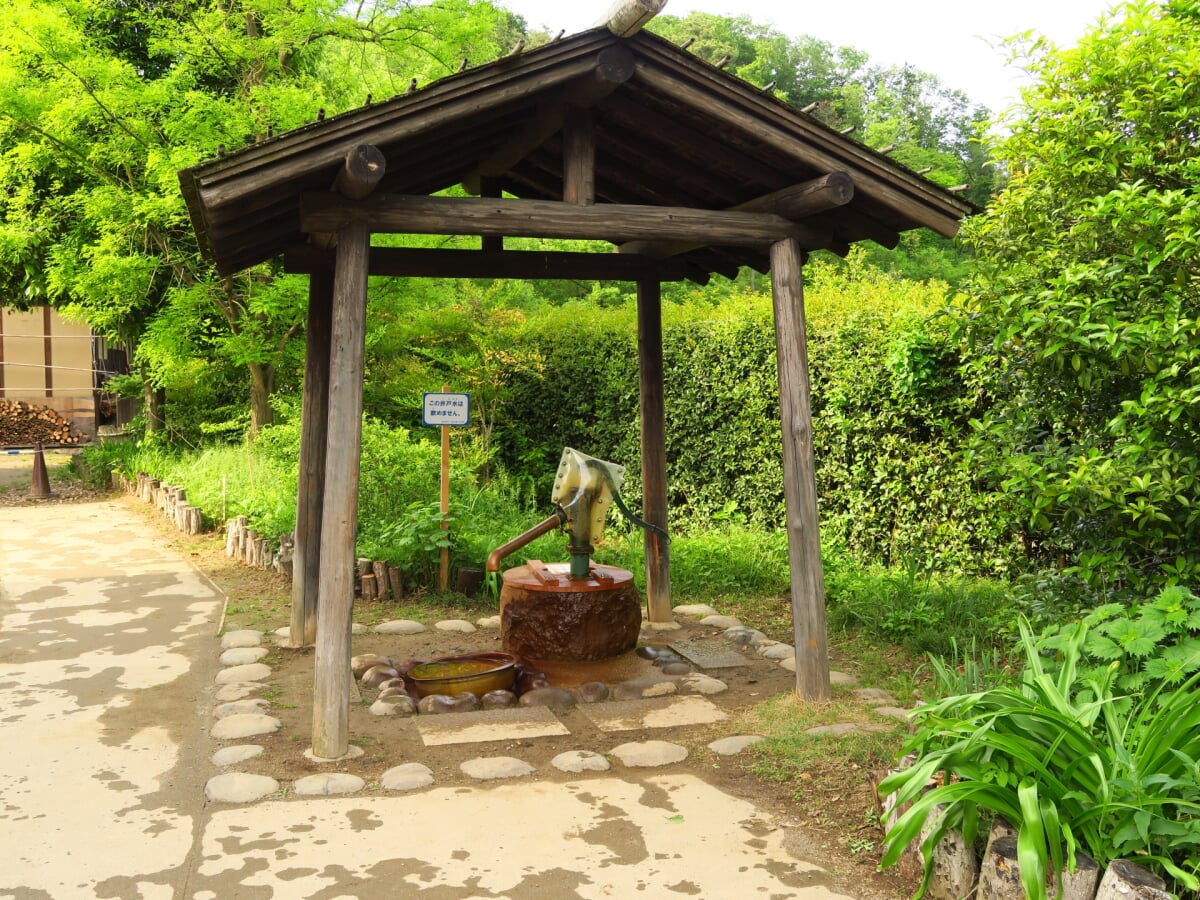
179, 28, 973, 280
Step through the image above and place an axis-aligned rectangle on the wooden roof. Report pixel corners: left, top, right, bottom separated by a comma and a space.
179, 28, 974, 280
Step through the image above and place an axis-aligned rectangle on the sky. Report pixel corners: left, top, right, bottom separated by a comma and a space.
496, 0, 1123, 115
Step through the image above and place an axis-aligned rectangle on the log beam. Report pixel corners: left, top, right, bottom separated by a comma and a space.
311, 220, 370, 759
597, 0, 667, 36
284, 246, 694, 282
637, 279, 671, 623
770, 237, 830, 701
289, 269, 333, 648
300, 193, 830, 250
619, 172, 854, 258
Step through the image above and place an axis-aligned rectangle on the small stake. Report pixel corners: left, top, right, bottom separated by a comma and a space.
30, 441, 51, 499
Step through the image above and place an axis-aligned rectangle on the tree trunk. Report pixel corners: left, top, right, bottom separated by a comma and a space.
143, 376, 165, 433
248, 361, 275, 435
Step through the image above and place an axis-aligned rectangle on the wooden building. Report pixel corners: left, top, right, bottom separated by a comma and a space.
179, 3, 973, 758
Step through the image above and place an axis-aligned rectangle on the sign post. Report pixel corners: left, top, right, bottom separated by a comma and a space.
422, 388, 471, 591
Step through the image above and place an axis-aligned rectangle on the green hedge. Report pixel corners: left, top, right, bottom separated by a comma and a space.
494, 258, 1022, 575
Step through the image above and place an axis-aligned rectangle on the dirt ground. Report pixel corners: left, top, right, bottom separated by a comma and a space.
22, 486, 919, 899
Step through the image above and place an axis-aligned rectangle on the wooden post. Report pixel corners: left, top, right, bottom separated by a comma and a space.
770, 238, 830, 701
439, 383, 451, 593
637, 280, 671, 623
312, 219, 369, 760
563, 107, 595, 206
290, 270, 333, 648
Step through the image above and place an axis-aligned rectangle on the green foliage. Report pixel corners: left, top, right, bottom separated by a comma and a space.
881, 617, 1200, 897
959, 0, 1200, 597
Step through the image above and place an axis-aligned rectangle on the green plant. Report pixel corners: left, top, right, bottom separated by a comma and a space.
880, 617, 1200, 898
366, 501, 453, 588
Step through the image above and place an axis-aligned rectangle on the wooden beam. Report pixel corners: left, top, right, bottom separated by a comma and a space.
284, 246, 693, 282
770, 238, 830, 701
479, 177, 503, 252
637, 279, 671, 623
462, 46, 634, 195
619, 173, 854, 258
300, 193, 829, 249
290, 270, 333, 648
313, 145, 388, 249
598, 0, 667, 36
312, 220, 369, 759
562, 106, 595, 205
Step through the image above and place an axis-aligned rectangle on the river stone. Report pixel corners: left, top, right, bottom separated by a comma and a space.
361, 665, 400, 688
661, 662, 692, 675
215, 663, 271, 684
213, 698, 270, 719
205, 773, 279, 803
219, 647, 269, 666
215, 682, 263, 702
749, 633, 778, 649
303, 744, 364, 763
699, 615, 742, 629
610, 740, 688, 767
612, 678, 677, 700
552, 750, 611, 774
760, 644, 796, 660
830, 670, 859, 686
680, 673, 728, 695
211, 744, 264, 767
724, 627, 766, 647
351, 623, 367, 634
853, 688, 897, 705
294, 773, 365, 797
418, 694, 458, 714
779, 656, 797, 672
673, 604, 719, 618
211, 713, 282, 740
577, 682, 610, 703
708, 735, 765, 756
370, 695, 417, 716
460, 756, 536, 780
481, 689, 517, 709
381, 763, 434, 791
220, 630, 262, 650
352, 653, 392, 678
874, 706, 912, 721
435, 619, 476, 633
518, 687, 577, 709
476, 615, 502, 629
274, 626, 291, 641
377, 683, 407, 697
375, 619, 428, 635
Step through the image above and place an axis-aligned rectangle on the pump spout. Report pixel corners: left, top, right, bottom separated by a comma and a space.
486, 511, 565, 574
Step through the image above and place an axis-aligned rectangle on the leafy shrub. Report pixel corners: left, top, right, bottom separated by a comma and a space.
881, 617, 1200, 898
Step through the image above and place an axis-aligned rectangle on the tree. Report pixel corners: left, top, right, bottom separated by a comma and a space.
0, 0, 522, 435
960, 0, 1200, 596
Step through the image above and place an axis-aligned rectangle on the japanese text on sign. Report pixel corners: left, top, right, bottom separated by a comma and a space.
422, 392, 471, 427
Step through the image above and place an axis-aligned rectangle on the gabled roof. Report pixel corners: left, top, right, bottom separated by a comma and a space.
179, 28, 974, 280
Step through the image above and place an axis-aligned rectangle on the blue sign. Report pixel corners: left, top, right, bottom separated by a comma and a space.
422, 392, 470, 427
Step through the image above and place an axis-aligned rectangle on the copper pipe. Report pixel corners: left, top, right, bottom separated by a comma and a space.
485, 512, 564, 573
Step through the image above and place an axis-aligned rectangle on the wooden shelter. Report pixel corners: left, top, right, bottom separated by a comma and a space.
179, 7, 973, 758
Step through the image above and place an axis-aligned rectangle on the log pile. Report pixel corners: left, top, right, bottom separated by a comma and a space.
0, 400, 84, 447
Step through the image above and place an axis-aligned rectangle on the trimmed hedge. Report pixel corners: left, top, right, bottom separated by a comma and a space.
494, 258, 1022, 575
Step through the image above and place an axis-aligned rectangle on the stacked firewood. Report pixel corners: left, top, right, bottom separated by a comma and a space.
0, 400, 84, 446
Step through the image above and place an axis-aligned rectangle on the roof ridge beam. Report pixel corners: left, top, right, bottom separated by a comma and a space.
598, 0, 668, 37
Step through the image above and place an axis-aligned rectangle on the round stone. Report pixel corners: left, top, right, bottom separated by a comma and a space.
350, 623, 368, 634
418, 694, 459, 714
672, 604, 719, 618
294, 773, 365, 796
213, 698, 270, 719
518, 687, 577, 708
830, 670, 859, 686
220, 647, 268, 666
760, 644, 796, 660
215, 682, 263, 702
374, 619, 428, 635
381, 763, 434, 791
680, 673, 728, 695
434, 619, 476, 633
661, 662, 691, 676
215, 663, 271, 684
476, 615, 502, 629
853, 688, 897, 705
205, 773, 279, 803
352, 653, 392, 678
749, 633, 778, 649
211, 714, 281, 740
460, 756, 536, 780
303, 745, 364, 763
699, 615, 742, 629
370, 696, 417, 716
577, 682, 610, 703
551, 750, 611, 774
708, 735, 765, 756
610, 741, 688, 767
211, 745, 264, 767
273, 626, 290, 641
612, 678, 677, 700
220, 630, 263, 650
724, 627, 766, 647
779, 656, 797, 672
873, 706, 912, 721
481, 690, 517, 709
